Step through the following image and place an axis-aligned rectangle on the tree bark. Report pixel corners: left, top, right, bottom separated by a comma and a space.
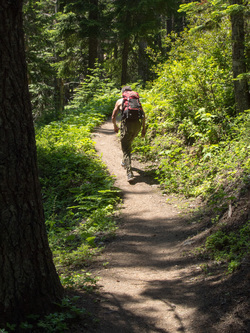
88, 0, 99, 70
0, 0, 63, 325
54, 0, 64, 116
138, 39, 149, 84
121, 37, 129, 86
230, 0, 250, 113
54, 78, 65, 117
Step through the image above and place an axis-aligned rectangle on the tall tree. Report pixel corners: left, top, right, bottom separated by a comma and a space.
57, 0, 102, 72
230, 0, 250, 113
23, 0, 59, 120
88, 0, 99, 69
0, 0, 63, 326
114, 0, 179, 85
179, 0, 249, 114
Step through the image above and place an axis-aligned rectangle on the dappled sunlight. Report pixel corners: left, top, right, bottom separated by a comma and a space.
89, 117, 250, 333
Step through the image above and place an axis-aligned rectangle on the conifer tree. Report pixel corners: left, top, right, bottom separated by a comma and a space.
230, 0, 250, 113
0, 0, 63, 325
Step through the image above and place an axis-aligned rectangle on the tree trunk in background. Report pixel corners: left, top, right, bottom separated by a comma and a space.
230, 0, 250, 113
138, 39, 149, 84
88, 0, 99, 69
54, 78, 64, 117
121, 37, 129, 86
0, 0, 63, 325
54, 0, 64, 117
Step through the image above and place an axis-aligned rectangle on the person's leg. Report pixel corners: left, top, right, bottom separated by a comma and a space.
120, 120, 141, 177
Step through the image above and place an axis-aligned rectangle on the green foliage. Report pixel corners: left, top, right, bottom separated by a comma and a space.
1, 297, 88, 333
37, 297, 87, 333
36, 89, 120, 292
23, 0, 59, 121
19, 2, 249, 327
146, 18, 234, 142
132, 3, 249, 201
60, 271, 98, 291
66, 63, 119, 107
135, 110, 249, 199
131, 4, 249, 277
205, 221, 250, 273
0, 86, 121, 332
23, 0, 187, 121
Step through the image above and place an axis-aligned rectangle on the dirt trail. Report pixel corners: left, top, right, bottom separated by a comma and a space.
87, 119, 216, 333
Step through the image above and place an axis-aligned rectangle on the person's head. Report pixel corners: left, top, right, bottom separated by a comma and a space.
122, 86, 132, 93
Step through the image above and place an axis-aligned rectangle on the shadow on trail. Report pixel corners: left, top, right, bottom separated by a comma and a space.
73, 232, 249, 332
74, 206, 250, 333
74, 216, 205, 332
71, 290, 172, 333
131, 167, 159, 186
93, 126, 115, 136
98, 214, 197, 269
95, 293, 171, 333
71, 265, 249, 333
140, 263, 250, 333
84, 121, 250, 332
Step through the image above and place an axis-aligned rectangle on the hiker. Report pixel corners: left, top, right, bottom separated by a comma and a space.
112, 86, 146, 182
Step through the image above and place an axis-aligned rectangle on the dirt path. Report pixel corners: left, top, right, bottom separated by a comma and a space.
81, 119, 231, 333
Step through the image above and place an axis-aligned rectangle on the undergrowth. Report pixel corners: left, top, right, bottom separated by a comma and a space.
205, 221, 250, 273
36, 88, 121, 292
0, 71, 123, 333
4, 4, 248, 331
130, 5, 250, 274
0, 297, 93, 333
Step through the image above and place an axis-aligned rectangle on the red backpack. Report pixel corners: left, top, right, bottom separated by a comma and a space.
122, 90, 144, 120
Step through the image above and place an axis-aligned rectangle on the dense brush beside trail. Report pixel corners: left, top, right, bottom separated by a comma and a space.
131, 6, 249, 272
35, 1, 249, 280
133, 11, 249, 198
35, 87, 121, 291
1, 1, 249, 331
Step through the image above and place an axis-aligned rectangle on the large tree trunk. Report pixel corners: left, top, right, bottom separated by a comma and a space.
230, 0, 250, 113
0, 0, 63, 325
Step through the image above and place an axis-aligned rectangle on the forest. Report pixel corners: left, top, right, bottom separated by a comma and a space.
0, 0, 249, 332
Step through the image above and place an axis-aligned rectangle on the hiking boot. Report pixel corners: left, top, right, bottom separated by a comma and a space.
127, 173, 135, 182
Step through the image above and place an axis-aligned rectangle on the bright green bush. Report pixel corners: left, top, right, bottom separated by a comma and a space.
143, 14, 233, 144
66, 63, 119, 108
132, 5, 249, 201
36, 91, 120, 289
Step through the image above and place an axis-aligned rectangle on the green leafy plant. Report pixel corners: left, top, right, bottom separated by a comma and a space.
0, 296, 86, 332
205, 221, 250, 273
60, 271, 99, 291
37, 297, 86, 333
34, 88, 121, 310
